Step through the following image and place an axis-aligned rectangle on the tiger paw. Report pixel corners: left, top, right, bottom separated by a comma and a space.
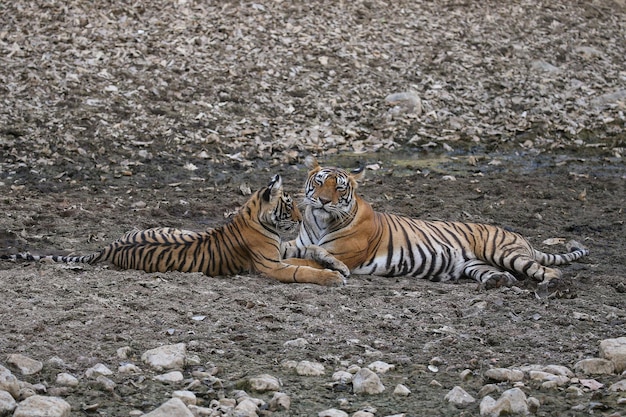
482, 272, 517, 290
321, 270, 347, 286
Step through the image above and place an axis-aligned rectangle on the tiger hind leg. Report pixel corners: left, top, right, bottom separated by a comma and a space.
463, 260, 518, 289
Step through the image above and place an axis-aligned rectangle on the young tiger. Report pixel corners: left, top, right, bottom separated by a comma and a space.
2, 175, 349, 286
281, 156, 589, 288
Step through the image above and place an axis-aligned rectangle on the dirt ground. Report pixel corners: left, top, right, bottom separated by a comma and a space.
1, 0, 625, 416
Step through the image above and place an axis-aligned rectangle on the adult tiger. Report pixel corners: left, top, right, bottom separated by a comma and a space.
2, 175, 349, 286
282, 156, 589, 288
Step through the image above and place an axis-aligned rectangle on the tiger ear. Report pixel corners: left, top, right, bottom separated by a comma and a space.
350, 166, 365, 182
263, 174, 283, 201
304, 155, 320, 170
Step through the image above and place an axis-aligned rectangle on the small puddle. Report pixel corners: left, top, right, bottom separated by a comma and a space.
323, 148, 624, 179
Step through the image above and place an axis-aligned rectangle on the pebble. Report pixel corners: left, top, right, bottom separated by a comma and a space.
235, 397, 260, 415
352, 412, 375, 417
118, 363, 142, 374
542, 364, 574, 377
85, 364, 113, 378
480, 388, 529, 416
95, 376, 116, 392
295, 360, 325, 376
13, 395, 71, 417
142, 343, 187, 370
484, 368, 524, 382
6, 355, 43, 376
116, 346, 132, 359
599, 337, 626, 373
444, 386, 475, 407
55, 373, 79, 387
318, 408, 349, 417
352, 368, 385, 395
477, 384, 500, 398
154, 371, 184, 384
0, 365, 20, 398
0, 390, 17, 414
143, 397, 194, 417
248, 374, 281, 392
573, 358, 615, 375
368, 360, 394, 374
393, 384, 411, 396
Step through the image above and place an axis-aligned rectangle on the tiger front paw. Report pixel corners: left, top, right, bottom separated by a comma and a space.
482, 272, 518, 290
319, 257, 350, 277
322, 270, 347, 287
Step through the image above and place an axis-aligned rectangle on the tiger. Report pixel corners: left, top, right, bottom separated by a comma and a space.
2, 175, 349, 286
281, 156, 589, 288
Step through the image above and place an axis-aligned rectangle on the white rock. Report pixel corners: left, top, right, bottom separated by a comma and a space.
574, 358, 615, 375
0, 365, 19, 398
249, 374, 281, 392
85, 363, 113, 378
118, 363, 142, 374
13, 395, 71, 417
331, 371, 353, 383
268, 392, 290, 411
96, 375, 116, 392
283, 338, 308, 348
6, 354, 43, 376
484, 368, 524, 382
296, 360, 325, 376
352, 368, 385, 395
347, 364, 361, 373
393, 384, 411, 396
318, 408, 349, 417
117, 346, 132, 359
368, 361, 394, 374
173, 390, 197, 405
0, 390, 17, 415
142, 343, 187, 370
599, 337, 626, 373
235, 398, 260, 415
480, 388, 529, 416
528, 371, 569, 385
444, 386, 475, 407
154, 371, 184, 384
542, 364, 574, 377
609, 380, 626, 392
352, 412, 375, 417
477, 384, 500, 398
55, 373, 79, 387
143, 398, 194, 417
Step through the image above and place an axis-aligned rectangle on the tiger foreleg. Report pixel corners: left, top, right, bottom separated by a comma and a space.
265, 260, 346, 286
281, 243, 350, 277
463, 260, 518, 289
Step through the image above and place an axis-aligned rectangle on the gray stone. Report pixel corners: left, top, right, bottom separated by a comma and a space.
6, 354, 43, 376
599, 337, 626, 373
393, 384, 411, 396
143, 398, 194, 417
480, 388, 529, 416
85, 363, 113, 378
0, 390, 17, 415
608, 379, 626, 392
295, 360, 325, 376
318, 409, 349, 417
249, 374, 281, 392
268, 392, 290, 411
444, 386, 475, 407
573, 358, 615, 375
154, 371, 184, 384
55, 373, 79, 387
142, 343, 187, 370
0, 365, 19, 399
352, 368, 385, 395
172, 390, 197, 406
13, 395, 71, 417
484, 368, 524, 383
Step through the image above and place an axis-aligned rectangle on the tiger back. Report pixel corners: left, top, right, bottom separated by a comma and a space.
282, 156, 589, 288
2, 175, 349, 286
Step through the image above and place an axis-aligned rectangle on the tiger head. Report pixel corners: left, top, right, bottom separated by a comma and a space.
258, 174, 301, 234
303, 156, 364, 222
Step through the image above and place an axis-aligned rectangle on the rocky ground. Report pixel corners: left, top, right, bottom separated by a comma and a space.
0, 0, 625, 416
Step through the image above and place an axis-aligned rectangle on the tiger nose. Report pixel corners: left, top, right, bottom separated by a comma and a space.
319, 197, 331, 205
